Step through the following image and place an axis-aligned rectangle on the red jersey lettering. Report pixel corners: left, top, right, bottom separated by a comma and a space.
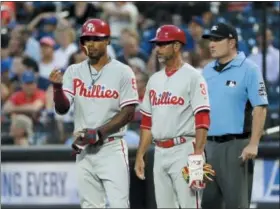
149, 89, 184, 106
73, 78, 119, 99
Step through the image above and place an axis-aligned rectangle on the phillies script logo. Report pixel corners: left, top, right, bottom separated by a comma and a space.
73, 78, 119, 99
149, 90, 184, 106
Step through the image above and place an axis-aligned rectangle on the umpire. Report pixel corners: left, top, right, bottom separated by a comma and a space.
201, 23, 268, 209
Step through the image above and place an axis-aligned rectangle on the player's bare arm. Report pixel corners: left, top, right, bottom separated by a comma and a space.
240, 105, 267, 161
137, 129, 153, 158
135, 112, 153, 180
98, 104, 136, 139
194, 127, 208, 154
135, 128, 153, 180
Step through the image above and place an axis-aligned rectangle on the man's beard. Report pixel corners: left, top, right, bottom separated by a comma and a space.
88, 51, 104, 65
157, 53, 174, 64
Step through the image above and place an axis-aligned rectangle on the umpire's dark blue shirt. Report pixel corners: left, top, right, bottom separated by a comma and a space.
202, 52, 268, 136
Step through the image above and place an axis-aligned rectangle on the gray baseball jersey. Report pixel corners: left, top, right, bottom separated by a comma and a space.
140, 63, 210, 139
60, 58, 138, 208
61, 59, 139, 135
140, 63, 210, 208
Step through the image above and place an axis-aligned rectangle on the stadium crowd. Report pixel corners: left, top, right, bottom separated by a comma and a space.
1, 2, 279, 146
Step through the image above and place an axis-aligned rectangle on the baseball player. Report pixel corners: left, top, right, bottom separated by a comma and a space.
49, 18, 139, 208
134, 25, 214, 208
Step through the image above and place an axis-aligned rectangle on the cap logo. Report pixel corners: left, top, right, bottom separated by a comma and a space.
87, 23, 95, 32
211, 25, 218, 31
229, 33, 233, 38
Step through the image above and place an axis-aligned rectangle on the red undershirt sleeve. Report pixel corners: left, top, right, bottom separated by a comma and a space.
195, 110, 210, 129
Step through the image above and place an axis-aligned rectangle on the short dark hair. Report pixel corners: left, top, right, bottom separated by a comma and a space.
22, 57, 39, 72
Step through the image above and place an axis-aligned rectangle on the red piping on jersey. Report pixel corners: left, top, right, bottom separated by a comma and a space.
53, 84, 70, 114
140, 109, 152, 117
195, 110, 210, 130
120, 140, 129, 171
120, 99, 139, 108
193, 105, 210, 114
140, 114, 152, 130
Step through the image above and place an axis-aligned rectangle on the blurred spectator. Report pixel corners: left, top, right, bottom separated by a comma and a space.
1, 2, 16, 28
131, 71, 149, 126
8, 25, 25, 57
45, 84, 74, 143
135, 71, 149, 102
9, 114, 33, 146
54, 25, 78, 68
66, 2, 100, 27
140, 10, 173, 55
197, 39, 213, 68
1, 33, 10, 59
248, 28, 279, 84
27, 12, 57, 40
1, 60, 13, 99
1, 33, 13, 87
128, 57, 147, 75
102, 2, 139, 43
68, 49, 88, 65
188, 16, 204, 48
21, 27, 41, 62
38, 36, 63, 82
14, 2, 36, 24
202, 11, 214, 28
188, 51, 203, 71
22, 56, 39, 73
9, 56, 25, 81
9, 56, 39, 91
2, 71, 46, 119
1, 83, 10, 104
117, 29, 148, 65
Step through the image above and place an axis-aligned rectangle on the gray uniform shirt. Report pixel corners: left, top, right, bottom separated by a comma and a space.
140, 63, 210, 140
60, 59, 139, 136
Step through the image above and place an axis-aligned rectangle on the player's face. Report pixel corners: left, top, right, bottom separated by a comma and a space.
155, 42, 176, 64
82, 36, 109, 60
208, 37, 233, 59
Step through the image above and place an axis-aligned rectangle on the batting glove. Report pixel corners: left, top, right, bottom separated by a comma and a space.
72, 128, 103, 154
182, 154, 215, 191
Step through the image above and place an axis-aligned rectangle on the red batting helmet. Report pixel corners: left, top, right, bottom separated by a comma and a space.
149, 25, 186, 45
80, 18, 110, 40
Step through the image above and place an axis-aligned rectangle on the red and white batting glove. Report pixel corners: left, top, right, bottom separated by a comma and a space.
184, 154, 205, 191
72, 128, 103, 155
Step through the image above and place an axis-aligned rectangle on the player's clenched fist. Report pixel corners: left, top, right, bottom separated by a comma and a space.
49, 68, 63, 84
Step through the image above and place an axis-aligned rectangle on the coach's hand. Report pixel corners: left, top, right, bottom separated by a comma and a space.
239, 142, 258, 161
49, 68, 63, 84
135, 156, 145, 180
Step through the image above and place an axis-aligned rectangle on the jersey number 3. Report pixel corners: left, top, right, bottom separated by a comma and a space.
200, 83, 206, 95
